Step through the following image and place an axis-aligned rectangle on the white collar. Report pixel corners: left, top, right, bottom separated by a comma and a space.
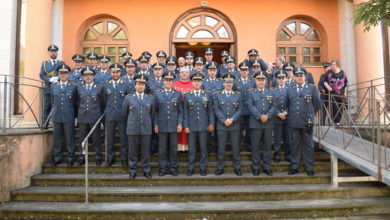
136, 92, 144, 96
86, 82, 94, 87
61, 81, 68, 85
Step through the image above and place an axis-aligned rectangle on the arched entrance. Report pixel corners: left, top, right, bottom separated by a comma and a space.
170, 8, 237, 63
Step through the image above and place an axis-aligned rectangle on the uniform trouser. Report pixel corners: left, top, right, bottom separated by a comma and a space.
240, 115, 252, 151
128, 135, 151, 173
78, 122, 102, 160
158, 132, 178, 172
331, 95, 344, 124
188, 131, 208, 171
106, 121, 127, 162
53, 122, 75, 162
273, 123, 290, 159
150, 131, 158, 153
217, 130, 240, 170
207, 130, 218, 152
43, 93, 52, 124
290, 127, 314, 171
250, 128, 272, 170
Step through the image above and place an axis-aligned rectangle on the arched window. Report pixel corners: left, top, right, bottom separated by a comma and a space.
80, 16, 129, 63
276, 19, 323, 65
172, 11, 234, 43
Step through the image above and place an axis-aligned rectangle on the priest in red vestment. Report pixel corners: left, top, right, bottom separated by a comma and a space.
174, 67, 193, 151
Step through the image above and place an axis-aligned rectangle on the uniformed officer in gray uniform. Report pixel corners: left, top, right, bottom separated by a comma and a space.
68, 54, 84, 85
120, 58, 137, 94
156, 50, 167, 65
136, 55, 154, 80
183, 73, 215, 176
218, 50, 230, 73
287, 67, 320, 176
235, 61, 256, 151
120, 52, 133, 76
103, 63, 132, 166
247, 71, 275, 176
273, 70, 291, 162
77, 67, 104, 165
86, 52, 100, 73
147, 62, 165, 93
39, 44, 65, 126
50, 64, 77, 165
94, 55, 112, 84
219, 55, 239, 79
213, 73, 243, 176
123, 74, 155, 179
193, 57, 206, 74
166, 56, 180, 75
154, 71, 183, 176
202, 61, 223, 152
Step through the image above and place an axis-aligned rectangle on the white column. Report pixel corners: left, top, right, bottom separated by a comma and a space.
0, 0, 18, 128
51, 0, 63, 60
338, 0, 357, 86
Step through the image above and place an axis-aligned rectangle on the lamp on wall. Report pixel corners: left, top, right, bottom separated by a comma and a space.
188, 42, 198, 46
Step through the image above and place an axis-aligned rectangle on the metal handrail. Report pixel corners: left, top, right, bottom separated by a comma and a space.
0, 73, 44, 83
81, 109, 107, 204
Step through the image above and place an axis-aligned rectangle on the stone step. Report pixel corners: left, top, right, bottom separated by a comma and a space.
61, 151, 331, 162
11, 184, 390, 203
31, 172, 331, 187
1, 198, 390, 219
42, 161, 356, 174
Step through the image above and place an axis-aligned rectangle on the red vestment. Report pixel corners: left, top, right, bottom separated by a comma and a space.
174, 80, 193, 151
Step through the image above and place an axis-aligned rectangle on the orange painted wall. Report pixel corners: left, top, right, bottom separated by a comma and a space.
62, 0, 340, 83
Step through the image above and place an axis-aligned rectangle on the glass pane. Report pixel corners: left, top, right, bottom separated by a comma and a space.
289, 56, 297, 63
84, 30, 97, 40
110, 56, 116, 63
286, 22, 296, 34
300, 23, 310, 34
176, 25, 189, 38
288, 47, 296, 54
192, 30, 214, 38
303, 56, 311, 63
94, 47, 102, 54
217, 26, 229, 38
313, 47, 321, 53
314, 56, 321, 62
205, 16, 218, 27
93, 22, 103, 34
108, 22, 118, 34
82, 47, 91, 55
107, 47, 116, 54
278, 47, 286, 54
119, 47, 127, 54
302, 47, 310, 54
113, 29, 127, 39
187, 16, 200, 27
306, 30, 320, 40
278, 30, 291, 40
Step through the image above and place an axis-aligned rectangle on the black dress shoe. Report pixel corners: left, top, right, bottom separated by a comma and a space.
79, 159, 85, 165
186, 170, 194, 176
306, 170, 315, 176
121, 160, 128, 166
288, 168, 299, 175
158, 170, 166, 176
264, 169, 274, 176
234, 169, 242, 176
200, 169, 207, 176
144, 172, 152, 178
129, 173, 137, 179
215, 169, 224, 176
96, 159, 102, 166
252, 169, 260, 176
170, 169, 178, 176
106, 160, 115, 166
52, 160, 62, 166
67, 160, 75, 166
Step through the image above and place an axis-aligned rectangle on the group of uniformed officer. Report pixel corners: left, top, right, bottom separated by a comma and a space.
41, 44, 320, 179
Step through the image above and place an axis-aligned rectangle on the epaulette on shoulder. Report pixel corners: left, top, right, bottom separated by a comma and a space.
203, 89, 210, 93
107, 80, 112, 83
247, 88, 255, 91
69, 83, 76, 86
292, 85, 297, 88
307, 83, 314, 87
119, 80, 124, 84
215, 90, 222, 94
126, 94, 131, 96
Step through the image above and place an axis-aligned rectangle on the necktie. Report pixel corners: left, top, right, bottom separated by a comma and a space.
196, 92, 199, 97
138, 94, 142, 100
53, 60, 56, 66
298, 86, 302, 96
114, 81, 118, 89
227, 93, 230, 97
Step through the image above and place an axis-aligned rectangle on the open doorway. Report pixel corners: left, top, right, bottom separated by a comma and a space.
175, 43, 233, 64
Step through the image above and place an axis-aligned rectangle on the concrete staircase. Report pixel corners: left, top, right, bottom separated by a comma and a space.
1, 148, 390, 219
